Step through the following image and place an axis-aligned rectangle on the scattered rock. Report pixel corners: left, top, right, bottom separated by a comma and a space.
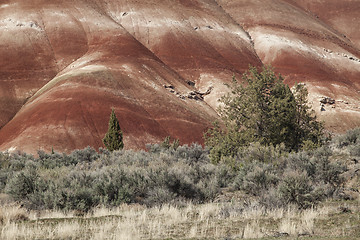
187, 93, 202, 100
186, 86, 213, 101
163, 83, 212, 101
322, 49, 360, 62
122, 12, 128, 17
320, 97, 335, 105
337, 100, 349, 104
28, 21, 42, 30
163, 84, 174, 89
193, 95, 201, 100
206, 25, 213, 29
194, 26, 199, 30
187, 80, 195, 86
197, 86, 213, 96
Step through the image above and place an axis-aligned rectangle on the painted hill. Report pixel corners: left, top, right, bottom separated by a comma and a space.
0, 0, 359, 154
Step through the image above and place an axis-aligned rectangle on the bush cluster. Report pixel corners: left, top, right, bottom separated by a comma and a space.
0, 137, 351, 212
1, 145, 226, 212
333, 128, 360, 157
231, 145, 345, 209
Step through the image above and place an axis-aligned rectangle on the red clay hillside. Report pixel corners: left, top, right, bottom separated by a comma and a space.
0, 0, 359, 154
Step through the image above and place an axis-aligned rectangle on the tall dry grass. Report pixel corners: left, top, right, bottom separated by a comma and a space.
0, 202, 337, 239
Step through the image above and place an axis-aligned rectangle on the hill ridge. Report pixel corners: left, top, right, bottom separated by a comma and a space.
0, 0, 359, 154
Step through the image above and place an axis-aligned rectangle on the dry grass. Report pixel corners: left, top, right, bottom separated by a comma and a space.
0, 203, 29, 224
1, 201, 356, 240
277, 207, 320, 236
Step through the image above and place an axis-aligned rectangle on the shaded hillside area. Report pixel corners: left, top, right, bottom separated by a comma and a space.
0, 0, 359, 153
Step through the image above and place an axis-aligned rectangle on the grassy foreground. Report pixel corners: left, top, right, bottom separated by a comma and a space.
0, 200, 359, 239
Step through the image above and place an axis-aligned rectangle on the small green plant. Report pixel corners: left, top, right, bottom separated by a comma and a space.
161, 136, 180, 150
161, 136, 171, 149
103, 109, 124, 151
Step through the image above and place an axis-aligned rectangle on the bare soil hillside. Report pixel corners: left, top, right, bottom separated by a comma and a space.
0, 0, 359, 153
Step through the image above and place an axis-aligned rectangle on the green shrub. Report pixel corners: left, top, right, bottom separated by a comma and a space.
278, 171, 318, 209
145, 187, 177, 206
70, 146, 99, 163
349, 143, 360, 157
243, 166, 279, 196
94, 168, 134, 206
232, 161, 278, 196
334, 128, 360, 148
286, 152, 315, 177
237, 142, 286, 163
311, 147, 345, 189
5, 168, 39, 201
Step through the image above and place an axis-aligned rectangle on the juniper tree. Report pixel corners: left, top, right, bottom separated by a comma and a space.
205, 66, 324, 163
103, 109, 124, 151
292, 83, 324, 150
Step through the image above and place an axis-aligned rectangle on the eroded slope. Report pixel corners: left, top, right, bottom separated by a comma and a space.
0, 0, 359, 153
217, 0, 360, 131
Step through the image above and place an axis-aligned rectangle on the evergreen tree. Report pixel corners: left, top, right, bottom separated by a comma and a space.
103, 109, 124, 151
205, 66, 324, 163
293, 83, 324, 149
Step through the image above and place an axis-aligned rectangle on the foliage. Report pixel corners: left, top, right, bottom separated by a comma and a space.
2, 130, 356, 211
278, 171, 317, 209
292, 83, 326, 150
103, 109, 124, 151
2, 145, 222, 211
205, 66, 324, 163
331, 127, 360, 157
161, 136, 180, 150
333, 127, 360, 149
349, 144, 360, 157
